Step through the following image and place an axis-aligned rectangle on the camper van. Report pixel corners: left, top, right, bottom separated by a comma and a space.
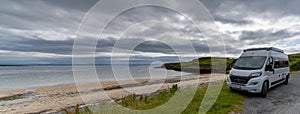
227, 47, 290, 97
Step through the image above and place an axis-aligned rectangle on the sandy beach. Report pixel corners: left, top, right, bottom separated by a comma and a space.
0, 73, 226, 114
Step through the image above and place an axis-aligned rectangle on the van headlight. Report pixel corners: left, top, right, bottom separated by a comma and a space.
249, 72, 262, 78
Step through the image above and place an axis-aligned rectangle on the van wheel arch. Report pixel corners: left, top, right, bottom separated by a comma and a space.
260, 81, 269, 97
283, 74, 289, 85
265, 80, 269, 88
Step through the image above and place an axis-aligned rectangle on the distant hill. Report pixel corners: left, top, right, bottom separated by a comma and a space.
162, 57, 236, 73
162, 53, 300, 73
0, 64, 25, 66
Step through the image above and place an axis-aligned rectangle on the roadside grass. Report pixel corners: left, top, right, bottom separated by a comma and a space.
290, 71, 300, 74
182, 83, 246, 114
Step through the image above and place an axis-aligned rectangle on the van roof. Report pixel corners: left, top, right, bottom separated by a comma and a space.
243, 47, 284, 53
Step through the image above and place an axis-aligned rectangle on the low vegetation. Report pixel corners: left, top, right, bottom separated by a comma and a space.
66, 83, 246, 114
118, 84, 179, 110
182, 83, 246, 114
289, 53, 300, 72
63, 104, 93, 114
163, 57, 235, 74
118, 83, 246, 114
0, 64, 24, 66
0, 94, 25, 102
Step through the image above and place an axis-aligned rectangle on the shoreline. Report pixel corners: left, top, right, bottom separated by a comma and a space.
0, 73, 193, 98
0, 73, 226, 114
0, 79, 152, 98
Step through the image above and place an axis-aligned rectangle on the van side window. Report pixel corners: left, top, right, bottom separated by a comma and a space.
274, 60, 289, 68
274, 60, 280, 68
283, 61, 289, 67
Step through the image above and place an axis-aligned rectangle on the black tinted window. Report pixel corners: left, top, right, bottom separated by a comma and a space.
283, 61, 289, 67
274, 61, 281, 68
274, 60, 289, 68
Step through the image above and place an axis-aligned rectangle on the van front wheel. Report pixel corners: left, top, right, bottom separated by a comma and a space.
260, 81, 268, 98
283, 74, 289, 85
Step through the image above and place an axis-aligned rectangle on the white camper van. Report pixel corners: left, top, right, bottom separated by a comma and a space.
227, 47, 290, 97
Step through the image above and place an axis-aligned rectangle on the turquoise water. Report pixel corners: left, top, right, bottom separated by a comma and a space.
0, 66, 189, 90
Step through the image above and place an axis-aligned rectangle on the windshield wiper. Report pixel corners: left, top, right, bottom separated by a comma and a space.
233, 66, 259, 70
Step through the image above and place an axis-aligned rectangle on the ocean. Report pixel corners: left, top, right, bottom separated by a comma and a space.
0, 66, 189, 90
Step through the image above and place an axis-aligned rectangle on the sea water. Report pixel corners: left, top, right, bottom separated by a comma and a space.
0, 66, 189, 90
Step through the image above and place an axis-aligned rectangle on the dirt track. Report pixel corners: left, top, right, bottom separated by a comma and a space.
244, 74, 300, 114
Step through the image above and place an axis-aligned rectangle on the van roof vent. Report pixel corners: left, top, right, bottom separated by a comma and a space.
243, 47, 284, 53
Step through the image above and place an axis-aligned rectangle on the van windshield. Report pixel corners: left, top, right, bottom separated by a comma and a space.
233, 56, 267, 70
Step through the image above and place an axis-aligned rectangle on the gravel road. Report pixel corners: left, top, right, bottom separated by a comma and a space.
244, 74, 300, 114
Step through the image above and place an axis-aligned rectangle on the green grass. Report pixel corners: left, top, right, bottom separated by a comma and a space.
182, 83, 246, 114
118, 84, 179, 110
289, 53, 300, 71
68, 83, 246, 114
0, 94, 24, 102
290, 71, 300, 74
163, 57, 236, 73
117, 83, 246, 114
63, 104, 93, 114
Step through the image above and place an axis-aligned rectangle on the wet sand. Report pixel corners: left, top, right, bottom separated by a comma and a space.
0, 73, 226, 114
0, 79, 151, 97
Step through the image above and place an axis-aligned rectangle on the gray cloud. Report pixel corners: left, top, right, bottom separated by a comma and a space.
214, 16, 253, 25
0, 0, 84, 31
1, 0, 300, 64
239, 29, 300, 45
0, 37, 74, 54
43, 0, 99, 11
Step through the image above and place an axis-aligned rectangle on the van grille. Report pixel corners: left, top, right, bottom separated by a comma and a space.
230, 75, 250, 84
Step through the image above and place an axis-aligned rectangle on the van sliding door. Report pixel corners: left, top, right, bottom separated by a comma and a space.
265, 57, 276, 84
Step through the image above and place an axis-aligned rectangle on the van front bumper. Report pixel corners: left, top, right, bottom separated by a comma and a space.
227, 77, 263, 93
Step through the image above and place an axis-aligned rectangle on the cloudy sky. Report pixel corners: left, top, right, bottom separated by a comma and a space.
1, 0, 300, 65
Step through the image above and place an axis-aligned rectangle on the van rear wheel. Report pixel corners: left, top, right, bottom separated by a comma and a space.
260, 81, 268, 98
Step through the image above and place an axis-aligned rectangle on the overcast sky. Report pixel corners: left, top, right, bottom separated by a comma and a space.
1, 0, 300, 64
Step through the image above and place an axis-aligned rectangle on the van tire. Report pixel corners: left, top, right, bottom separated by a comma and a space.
229, 87, 235, 92
260, 81, 268, 98
283, 74, 289, 85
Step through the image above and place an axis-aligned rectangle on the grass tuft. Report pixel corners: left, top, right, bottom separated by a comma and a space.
118, 84, 179, 110
0, 94, 25, 102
